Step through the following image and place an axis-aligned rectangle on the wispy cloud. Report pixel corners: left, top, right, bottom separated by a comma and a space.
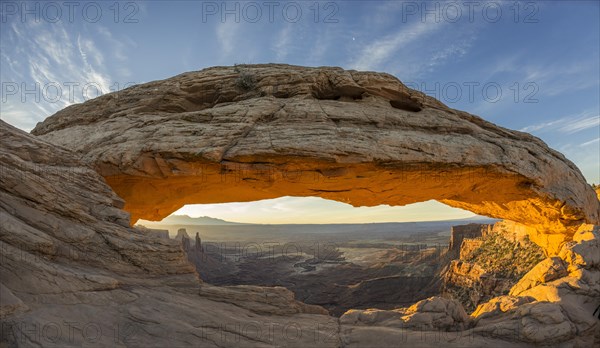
484, 52, 599, 97
561, 116, 600, 134
216, 21, 240, 57
426, 40, 471, 70
521, 110, 599, 134
580, 138, 600, 147
96, 26, 128, 62
76, 35, 110, 94
273, 25, 292, 61
1, 21, 114, 131
349, 21, 442, 71
559, 138, 600, 184
347, 7, 479, 80
519, 119, 564, 133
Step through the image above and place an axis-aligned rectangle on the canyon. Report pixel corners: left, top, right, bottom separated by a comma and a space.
138, 219, 548, 317
2, 64, 599, 346
152, 221, 457, 317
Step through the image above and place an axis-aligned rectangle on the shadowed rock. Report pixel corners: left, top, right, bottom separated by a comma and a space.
7, 64, 598, 346
31, 64, 599, 253
0, 120, 337, 347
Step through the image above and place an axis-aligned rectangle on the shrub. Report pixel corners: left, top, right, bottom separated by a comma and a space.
235, 71, 256, 91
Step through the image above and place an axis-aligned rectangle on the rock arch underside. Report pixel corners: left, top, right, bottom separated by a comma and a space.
32, 64, 599, 253
1, 64, 598, 346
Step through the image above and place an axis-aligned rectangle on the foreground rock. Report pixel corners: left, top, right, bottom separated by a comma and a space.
340, 297, 469, 331
0, 121, 338, 347
31, 64, 599, 252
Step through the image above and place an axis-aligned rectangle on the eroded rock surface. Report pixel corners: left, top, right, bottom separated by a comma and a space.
1, 120, 598, 346
31, 64, 599, 251
467, 224, 600, 346
0, 121, 338, 347
340, 297, 469, 331
441, 221, 546, 312
5, 64, 600, 347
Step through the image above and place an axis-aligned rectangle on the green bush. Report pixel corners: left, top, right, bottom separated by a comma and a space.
466, 232, 545, 279
235, 71, 256, 91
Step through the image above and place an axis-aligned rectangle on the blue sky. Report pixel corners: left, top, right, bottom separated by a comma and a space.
1, 1, 598, 223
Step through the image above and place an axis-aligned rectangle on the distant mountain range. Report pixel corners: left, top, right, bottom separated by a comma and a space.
138, 215, 247, 226
138, 214, 497, 227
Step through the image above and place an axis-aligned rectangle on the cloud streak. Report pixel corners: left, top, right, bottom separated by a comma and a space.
580, 138, 599, 147
216, 20, 240, 57
349, 21, 443, 72
273, 25, 292, 61
520, 110, 599, 134
1, 21, 115, 131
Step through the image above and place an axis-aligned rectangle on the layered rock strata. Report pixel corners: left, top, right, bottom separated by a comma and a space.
31, 65, 600, 253
0, 121, 338, 347
3, 64, 598, 346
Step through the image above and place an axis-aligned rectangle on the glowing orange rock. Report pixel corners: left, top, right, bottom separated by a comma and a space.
32, 64, 600, 253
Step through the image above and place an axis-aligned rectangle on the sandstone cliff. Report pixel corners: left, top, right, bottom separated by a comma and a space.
0, 121, 338, 347
441, 222, 545, 312
447, 223, 489, 256
343, 223, 600, 346
3, 64, 600, 346
31, 64, 600, 253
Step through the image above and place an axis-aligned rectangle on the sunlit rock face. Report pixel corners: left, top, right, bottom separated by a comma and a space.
468, 224, 600, 346
27, 66, 600, 346
31, 64, 599, 252
441, 222, 546, 312
343, 223, 600, 346
4, 89, 600, 346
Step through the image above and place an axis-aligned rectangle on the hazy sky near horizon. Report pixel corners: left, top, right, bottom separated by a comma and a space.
170, 198, 477, 224
1, 1, 598, 223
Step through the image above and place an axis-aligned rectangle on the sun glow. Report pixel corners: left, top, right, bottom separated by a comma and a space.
165, 197, 477, 224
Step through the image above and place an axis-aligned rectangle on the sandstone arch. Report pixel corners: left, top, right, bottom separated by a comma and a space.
31, 64, 600, 253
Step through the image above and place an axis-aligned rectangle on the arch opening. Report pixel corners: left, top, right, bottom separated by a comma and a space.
25, 64, 600, 341
107, 158, 594, 255
134, 198, 551, 316
146, 197, 482, 226
31, 65, 599, 255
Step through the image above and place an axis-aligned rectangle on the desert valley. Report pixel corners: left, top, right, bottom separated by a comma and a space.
138, 217, 510, 316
